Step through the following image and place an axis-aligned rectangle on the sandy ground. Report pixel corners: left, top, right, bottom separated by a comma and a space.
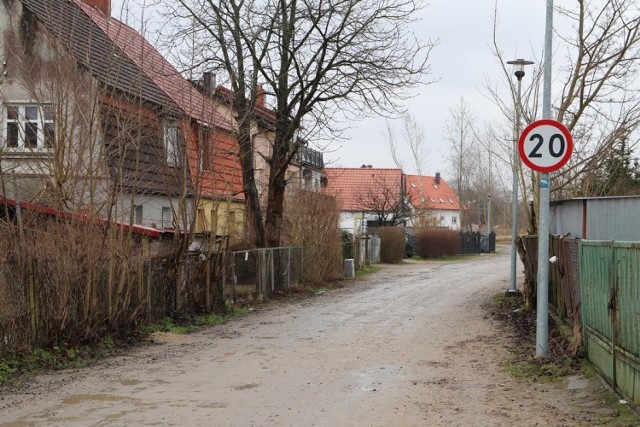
0, 246, 630, 426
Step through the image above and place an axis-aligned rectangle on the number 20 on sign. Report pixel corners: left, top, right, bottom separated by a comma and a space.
518, 119, 573, 173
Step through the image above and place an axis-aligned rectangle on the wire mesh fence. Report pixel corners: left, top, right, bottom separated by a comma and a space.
223, 247, 304, 302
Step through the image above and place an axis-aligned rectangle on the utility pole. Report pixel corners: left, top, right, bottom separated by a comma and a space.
536, 0, 555, 357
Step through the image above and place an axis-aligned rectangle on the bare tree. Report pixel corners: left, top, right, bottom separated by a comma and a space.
387, 113, 429, 176
485, 0, 640, 232
164, 0, 435, 247
355, 176, 411, 227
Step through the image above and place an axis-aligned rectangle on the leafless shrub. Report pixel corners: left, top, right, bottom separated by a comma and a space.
416, 228, 459, 258
378, 226, 406, 264
282, 190, 342, 285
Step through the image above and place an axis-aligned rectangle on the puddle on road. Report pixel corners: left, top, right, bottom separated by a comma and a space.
117, 379, 141, 386
233, 383, 259, 391
62, 394, 140, 405
200, 402, 226, 409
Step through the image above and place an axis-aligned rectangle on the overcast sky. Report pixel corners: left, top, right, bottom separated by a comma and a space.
111, 0, 559, 180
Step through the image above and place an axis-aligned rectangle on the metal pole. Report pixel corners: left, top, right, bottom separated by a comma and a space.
536, 0, 554, 357
508, 76, 523, 295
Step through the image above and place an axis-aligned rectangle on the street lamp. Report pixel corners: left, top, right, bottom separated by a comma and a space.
506, 58, 533, 296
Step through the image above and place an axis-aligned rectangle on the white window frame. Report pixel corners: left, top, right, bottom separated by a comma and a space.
161, 207, 173, 229
134, 205, 143, 225
3, 103, 54, 150
163, 120, 180, 167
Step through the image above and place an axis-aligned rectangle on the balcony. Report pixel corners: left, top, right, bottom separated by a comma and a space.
296, 146, 324, 169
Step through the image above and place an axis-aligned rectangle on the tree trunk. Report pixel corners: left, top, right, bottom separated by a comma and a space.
236, 117, 265, 248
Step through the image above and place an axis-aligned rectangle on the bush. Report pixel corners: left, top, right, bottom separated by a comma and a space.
415, 228, 459, 258
342, 231, 354, 260
378, 226, 405, 263
282, 190, 343, 285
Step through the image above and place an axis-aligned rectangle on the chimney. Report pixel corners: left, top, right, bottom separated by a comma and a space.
203, 72, 216, 97
256, 87, 266, 107
435, 172, 441, 185
81, 0, 111, 16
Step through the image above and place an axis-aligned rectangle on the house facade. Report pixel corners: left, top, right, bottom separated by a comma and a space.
77, 1, 245, 240
0, 0, 196, 231
406, 173, 461, 230
324, 166, 405, 234
0, 0, 250, 242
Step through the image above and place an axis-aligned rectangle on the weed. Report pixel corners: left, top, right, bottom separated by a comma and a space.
355, 265, 381, 279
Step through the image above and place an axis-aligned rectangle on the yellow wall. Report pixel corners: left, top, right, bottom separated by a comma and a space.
196, 198, 245, 243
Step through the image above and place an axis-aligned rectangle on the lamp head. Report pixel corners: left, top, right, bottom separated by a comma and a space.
507, 59, 534, 81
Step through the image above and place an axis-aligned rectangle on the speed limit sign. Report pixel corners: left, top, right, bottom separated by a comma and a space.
518, 119, 573, 173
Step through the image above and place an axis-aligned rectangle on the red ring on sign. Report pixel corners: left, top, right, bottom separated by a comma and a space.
518, 119, 573, 173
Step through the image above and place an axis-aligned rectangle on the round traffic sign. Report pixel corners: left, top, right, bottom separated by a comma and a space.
518, 119, 573, 173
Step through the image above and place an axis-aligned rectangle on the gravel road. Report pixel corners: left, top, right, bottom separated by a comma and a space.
0, 246, 624, 426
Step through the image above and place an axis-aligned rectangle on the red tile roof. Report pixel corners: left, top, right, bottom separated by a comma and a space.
405, 175, 460, 211
324, 168, 403, 211
76, 1, 233, 132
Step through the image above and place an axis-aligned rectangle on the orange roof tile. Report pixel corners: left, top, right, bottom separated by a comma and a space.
324, 168, 404, 211
405, 175, 460, 211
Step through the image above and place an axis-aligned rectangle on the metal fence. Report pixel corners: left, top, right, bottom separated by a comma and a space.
580, 241, 640, 405
223, 247, 304, 301
458, 232, 495, 254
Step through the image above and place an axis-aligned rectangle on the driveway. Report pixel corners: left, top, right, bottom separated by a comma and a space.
0, 246, 623, 426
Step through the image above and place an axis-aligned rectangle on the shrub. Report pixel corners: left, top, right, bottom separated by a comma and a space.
378, 226, 405, 263
282, 190, 343, 285
415, 228, 459, 258
342, 231, 354, 260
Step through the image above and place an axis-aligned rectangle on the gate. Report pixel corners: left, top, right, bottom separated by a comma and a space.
580, 241, 640, 404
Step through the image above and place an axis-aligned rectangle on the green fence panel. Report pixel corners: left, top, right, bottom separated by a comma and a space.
580, 240, 640, 405
580, 241, 613, 340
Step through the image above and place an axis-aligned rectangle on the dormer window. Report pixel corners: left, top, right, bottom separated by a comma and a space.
4, 104, 55, 149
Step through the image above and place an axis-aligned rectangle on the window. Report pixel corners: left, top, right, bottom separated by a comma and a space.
4, 104, 54, 149
134, 205, 143, 225
211, 209, 218, 235
161, 207, 173, 229
452, 216, 458, 224
227, 211, 236, 237
164, 120, 179, 166
197, 208, 206, 231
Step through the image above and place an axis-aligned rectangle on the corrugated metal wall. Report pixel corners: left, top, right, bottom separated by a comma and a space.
550, 196, 640, 241
580, 241, 640, 404
586, 198, 640, 241
550, 201, 584, 237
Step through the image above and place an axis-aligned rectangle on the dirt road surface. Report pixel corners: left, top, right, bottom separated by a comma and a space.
0, 247, 627, 426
